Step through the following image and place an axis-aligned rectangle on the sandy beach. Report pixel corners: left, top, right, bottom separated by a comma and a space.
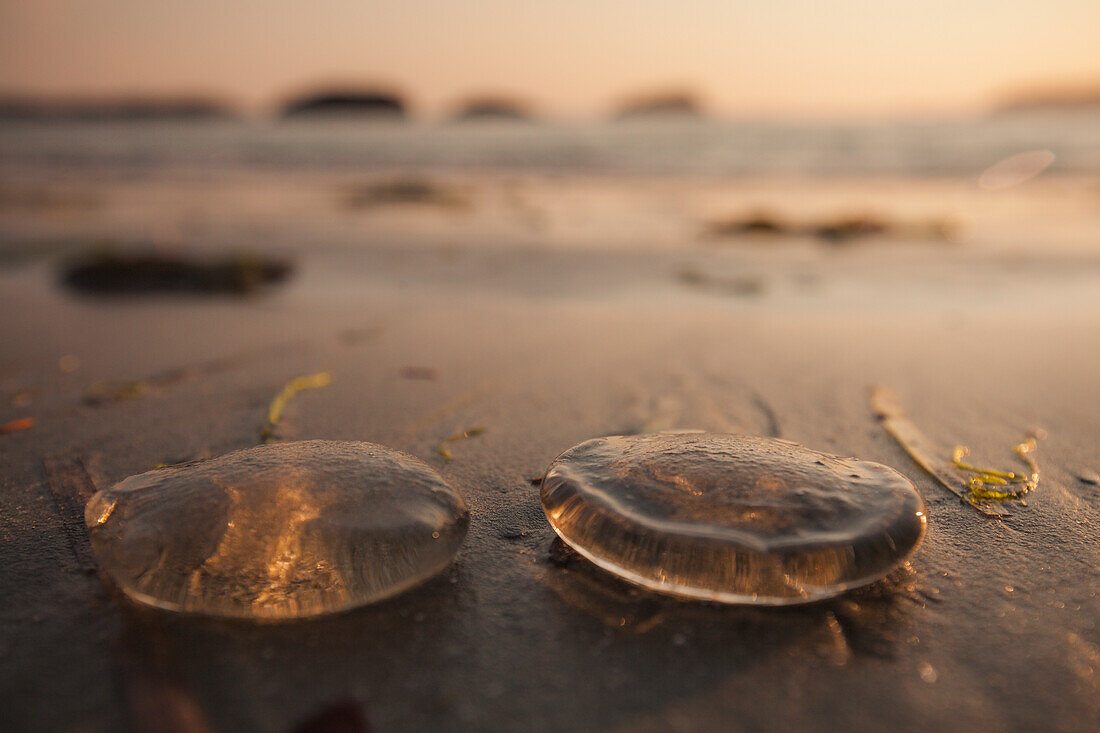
2, 126, 1100, 731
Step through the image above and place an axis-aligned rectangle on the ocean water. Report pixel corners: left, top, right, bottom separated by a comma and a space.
1, 112, 1098, 177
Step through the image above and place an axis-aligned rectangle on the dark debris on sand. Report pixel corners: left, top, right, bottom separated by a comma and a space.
705, 211, 956, 245
341, 178, 469, 211
704, 212, 789, 237
60, 247, 293, 296
292, 698, 373, 733
677, 267, 766, 297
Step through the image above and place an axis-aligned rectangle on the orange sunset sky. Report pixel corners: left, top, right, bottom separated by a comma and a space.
1, 0, 1098, 118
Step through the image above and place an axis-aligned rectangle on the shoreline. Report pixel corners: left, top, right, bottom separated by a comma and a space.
2, 157, 1099, 730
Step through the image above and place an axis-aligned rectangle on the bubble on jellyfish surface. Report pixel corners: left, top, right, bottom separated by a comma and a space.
539, 433, 926, 605
85, 440, 469, 619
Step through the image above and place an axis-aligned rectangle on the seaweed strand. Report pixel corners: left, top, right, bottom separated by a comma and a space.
869, 384, 1037, 518
261, 372, 332, 443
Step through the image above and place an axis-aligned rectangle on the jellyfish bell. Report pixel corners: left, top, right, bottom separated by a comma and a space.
86, 440, 469, 619
540, 433, 926, 605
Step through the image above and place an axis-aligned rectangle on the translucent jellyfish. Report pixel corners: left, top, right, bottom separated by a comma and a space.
540, 434, 926, 605
85, 441, 468, 619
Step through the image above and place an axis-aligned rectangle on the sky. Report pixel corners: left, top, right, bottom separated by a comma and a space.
0, 0, 1098, 118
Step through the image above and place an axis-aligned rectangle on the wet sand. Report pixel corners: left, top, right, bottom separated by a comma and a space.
2, 171, 1099, 731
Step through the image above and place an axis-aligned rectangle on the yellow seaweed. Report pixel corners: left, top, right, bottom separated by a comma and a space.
869, 385, 1039, 518
83, 380, 152, 405
261, 372, 332, 443
433, 426, 486, 460
951, 436, 1039, 502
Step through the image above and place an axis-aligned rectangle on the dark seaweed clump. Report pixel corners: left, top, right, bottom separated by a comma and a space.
705, 211, 955, 245
60, 248, 293, 296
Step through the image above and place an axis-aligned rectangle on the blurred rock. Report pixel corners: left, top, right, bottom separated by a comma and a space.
451, 97, 532, 122
0, 95, 234, 122
280, 90, 406, 119
614, 91, 703, 120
